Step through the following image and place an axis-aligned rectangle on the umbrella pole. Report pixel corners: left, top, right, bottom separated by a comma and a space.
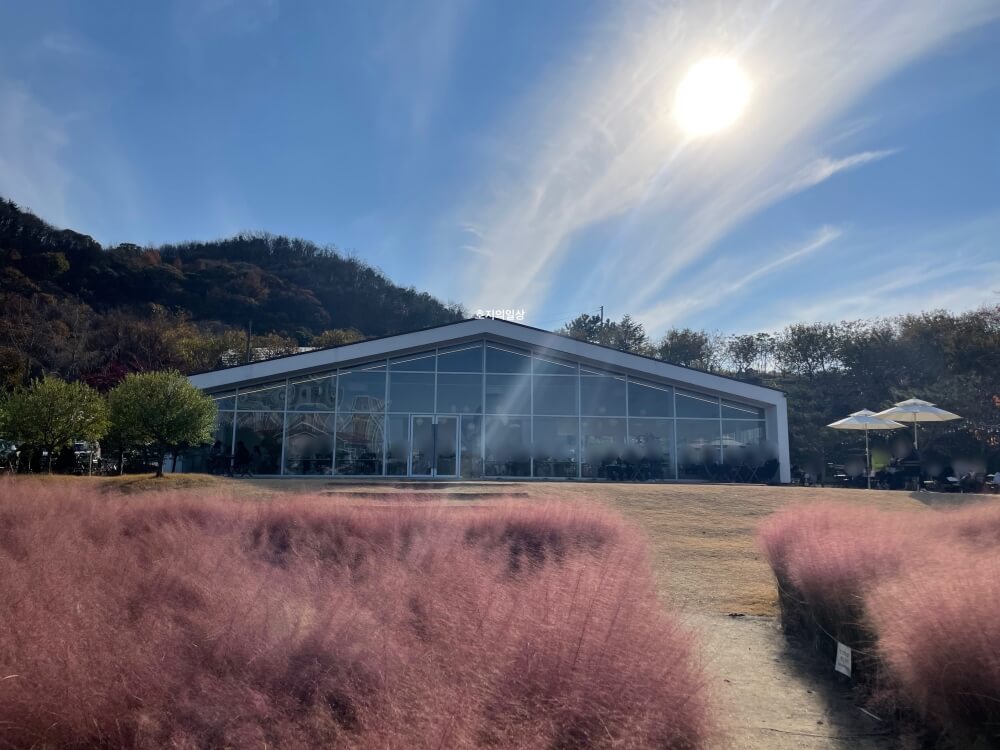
913, 414, 918, 450
865, 426, 871, 490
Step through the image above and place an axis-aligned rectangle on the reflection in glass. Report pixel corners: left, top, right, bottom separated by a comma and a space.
720, 420, 773, 481
386, 415, 409, 476
410, 415, 434, 476
580, 375, 626, 416
581, 417, 626, 478
283, 413, 334, 475
211, 391, 236, 410
722, 401, 764, 420
460, 415, 483, 478
438, 343, 482, 372
234, 411, 283, 474
676, 390, 719, 419
437, 373, 482, 414
237, 381, 286, 411
532, 417, 578, 478
388, 371, 435, 412
628, 380, 673, 417
287, 373, 336, 411
213, 411, 234, 453
627, 418, 674, 480
484, 416, 530, 476
676, 419, 722, 480
486, 345, 531, 373
532, 375, 578, 416
533, 355, 576, 375
337, 367, 386, 413
335, 413, 385, 474
390, 352, 435, 371
436, 416, 458, 476
485, 373, 531, 414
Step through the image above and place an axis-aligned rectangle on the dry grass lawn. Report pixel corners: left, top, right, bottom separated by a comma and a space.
248, 479, 941, 616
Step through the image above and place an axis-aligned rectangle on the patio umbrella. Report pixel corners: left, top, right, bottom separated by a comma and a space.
828, 409, 906, 489
873, 398, 961, 450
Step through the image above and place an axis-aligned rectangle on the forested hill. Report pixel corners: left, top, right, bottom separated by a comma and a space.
0, 198, 463, 387
0, 198, 462, 337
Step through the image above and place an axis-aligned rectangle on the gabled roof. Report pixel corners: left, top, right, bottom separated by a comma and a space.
188, 318, 784, 406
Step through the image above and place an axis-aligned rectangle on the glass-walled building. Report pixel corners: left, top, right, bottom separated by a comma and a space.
187, 319, 789, 482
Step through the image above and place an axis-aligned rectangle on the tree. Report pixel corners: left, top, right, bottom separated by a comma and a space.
655, 328, 720, 370
108, 371, 217, 477
310, 328, 365, 348
0, 377, 109, 473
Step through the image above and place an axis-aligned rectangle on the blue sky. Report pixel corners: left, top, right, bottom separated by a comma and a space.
1, 0, 998, 336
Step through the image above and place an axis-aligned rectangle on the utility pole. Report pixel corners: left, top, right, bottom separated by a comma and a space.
245, 320, 253, 364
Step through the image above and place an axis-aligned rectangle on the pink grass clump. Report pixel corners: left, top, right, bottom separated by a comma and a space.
757, 501, 1000, 743
0, 480, 711, 749
869, 551, 1000, 745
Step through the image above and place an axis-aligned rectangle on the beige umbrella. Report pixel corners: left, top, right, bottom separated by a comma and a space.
873, 398, 961, 450
828, 409, 906, 490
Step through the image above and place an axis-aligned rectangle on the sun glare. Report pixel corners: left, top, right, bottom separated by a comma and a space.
674, 58, 751, 137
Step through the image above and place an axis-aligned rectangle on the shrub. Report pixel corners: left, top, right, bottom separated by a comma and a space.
0, 481, 711, 749
758, 502, 1000, 744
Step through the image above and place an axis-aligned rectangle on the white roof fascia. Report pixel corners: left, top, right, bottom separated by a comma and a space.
189, 318, 782, 407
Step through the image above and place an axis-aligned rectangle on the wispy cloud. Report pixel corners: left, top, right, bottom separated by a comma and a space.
786, 149, 899, 192
454, 0, 999, 322
635, 224, 843, 329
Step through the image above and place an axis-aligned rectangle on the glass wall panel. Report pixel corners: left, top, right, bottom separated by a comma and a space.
211, 391, 236, 410
216, 410, 234, 445
386, 415, 410, 476
486, 345, 531, 373
337, 365, 386, 413
581, 417, 626, 479
533, 355, 576, 375
627, 418, 675, 480
389, 352, 435, 371
388, 371, 435, 413
237, 381, 286, 411
283, 413, 334, 475
438, 343, 482, 372
720, 420, 774, 481
676, 419, 722, 480
532, 417, 579, 478
532, 375, 578, 416
722, 401, 765, 420
485, 373, 531, 414
580, 375, 627, 416
676, 390, 719, 419
460, 415, 483, 478
202, 411, 235, 474
484, 416, 530, 476
628, 380, 673, 417
287, 373, 337, 411
437, 373, 483, 414
335, 413, 385, 475
234, 411, 283, 475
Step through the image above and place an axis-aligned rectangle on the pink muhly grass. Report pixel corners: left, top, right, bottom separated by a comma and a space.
757, 500, 1000, 742
0, 479, 711, 749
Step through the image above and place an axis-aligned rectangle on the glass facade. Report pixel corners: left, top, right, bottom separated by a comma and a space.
201, 338, 774, 479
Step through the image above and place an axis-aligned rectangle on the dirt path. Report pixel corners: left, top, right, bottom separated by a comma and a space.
689, 614, 896, 749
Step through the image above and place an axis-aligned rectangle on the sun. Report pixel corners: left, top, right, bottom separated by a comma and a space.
674, 58, 751, 137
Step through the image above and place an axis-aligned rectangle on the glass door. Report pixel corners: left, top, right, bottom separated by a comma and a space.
408, 415, 459, 477
410, 415, 435, 476
436, 416, 458, 477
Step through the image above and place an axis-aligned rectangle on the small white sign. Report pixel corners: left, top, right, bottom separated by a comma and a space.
835, 641, 852, 677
